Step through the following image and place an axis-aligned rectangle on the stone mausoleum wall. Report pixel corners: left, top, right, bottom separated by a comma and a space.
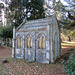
12, 16, 61, 64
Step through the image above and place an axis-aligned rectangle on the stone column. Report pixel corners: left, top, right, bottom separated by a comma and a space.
51, 24, 54, 63
46, 25, 50, 64
12, 26, 16, 58
22, 35, 25, 59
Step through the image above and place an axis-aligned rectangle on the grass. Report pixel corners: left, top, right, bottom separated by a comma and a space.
62, 42, 75, 49
62, 42, 75, 46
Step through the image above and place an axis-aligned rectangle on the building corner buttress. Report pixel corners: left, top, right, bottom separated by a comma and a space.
12, 26, 16, 58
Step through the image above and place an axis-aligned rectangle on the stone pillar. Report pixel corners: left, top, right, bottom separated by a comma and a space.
46, 25, 50, 64
51, 24, 54, 63
12, 26, 16, 58
22, 35, 25, 59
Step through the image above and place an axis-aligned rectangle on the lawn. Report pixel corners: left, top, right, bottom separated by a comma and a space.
0, 42, 75, 75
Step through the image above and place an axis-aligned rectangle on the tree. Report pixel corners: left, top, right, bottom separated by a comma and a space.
55, 0, 75, 29
63, 0, 75, 27
0, 25, 3, 36
61, 29, 71, 41
0, 26, 13, 39
8, 0, 45, 27
25, 0, 45, 20
68, 11, 75, 28
0, 25, 13, 45
55, 0, 75, 41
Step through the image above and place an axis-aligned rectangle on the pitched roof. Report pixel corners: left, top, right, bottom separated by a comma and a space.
16, 15, 56, 31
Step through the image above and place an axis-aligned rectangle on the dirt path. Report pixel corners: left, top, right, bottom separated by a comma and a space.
0, 46, 11, 58
0, 42, 75, 75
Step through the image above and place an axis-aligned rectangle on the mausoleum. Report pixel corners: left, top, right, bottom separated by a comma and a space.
12, 15, 62, 64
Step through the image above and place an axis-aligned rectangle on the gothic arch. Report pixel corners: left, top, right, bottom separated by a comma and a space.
36, 32, 46, 40
16, 34, 22, 48
26, 34, 33, 48
20, 37, 22, 48
16, 34, 20, 48
37, 33, 46, 49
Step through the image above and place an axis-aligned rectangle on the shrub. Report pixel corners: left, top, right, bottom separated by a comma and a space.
61, 50, 75, 75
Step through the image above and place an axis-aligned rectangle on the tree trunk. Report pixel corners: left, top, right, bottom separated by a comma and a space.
11, 38, 12, 46
7, 38, 9, 46
68, 35, 71, 41
4, 38, 6, 45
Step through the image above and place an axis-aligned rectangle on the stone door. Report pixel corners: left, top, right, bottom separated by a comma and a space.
36, 50, 46, 63
36, 33, 47, 63
25, 33, 35, 61
16, 35, 23, 58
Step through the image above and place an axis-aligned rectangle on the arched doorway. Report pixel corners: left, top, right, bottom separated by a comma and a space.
16, 34, 22, 58
25, 34, 35, 61
36, 33, 46, 63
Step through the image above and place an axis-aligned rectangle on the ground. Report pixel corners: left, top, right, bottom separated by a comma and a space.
0, 42, 75, 75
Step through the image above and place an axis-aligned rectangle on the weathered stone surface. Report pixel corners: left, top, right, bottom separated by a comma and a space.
12, 16, 61, 64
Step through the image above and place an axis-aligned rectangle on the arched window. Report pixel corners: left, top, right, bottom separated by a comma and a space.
17, 35, 20, 48
42, 36, 45, 49
27, 37, 30, 48
17, 35, 22, 48
27, 34, 33, 48
38, 37, 41, 49
30, 37, 32, 48
20, 37, 22, 48
38, 34, 45, 49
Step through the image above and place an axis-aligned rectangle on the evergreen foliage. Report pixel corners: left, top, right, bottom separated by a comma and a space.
62, 49, 75, 75
0, 26, 13, 39
9, 0, 45, 27
25, 0, 45, 20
